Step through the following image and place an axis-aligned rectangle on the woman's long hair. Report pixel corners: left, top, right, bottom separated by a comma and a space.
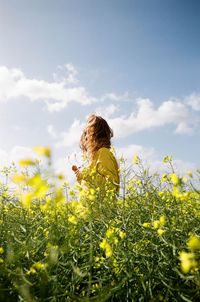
80, 114, 113, 161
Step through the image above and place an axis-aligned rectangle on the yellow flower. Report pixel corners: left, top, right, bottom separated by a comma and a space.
28, 174, 49, 198
182, 177, 188, 183
172, 186, 182, 198
113, 237, 119, 245
68, 215, 77, 224
19, 159, 36, 167
33, 262, 46, 270
169, 173, 179, 185
187, 171, 193, 178
187, 235, 200, 250
0, 247, 4, 254
161, 174, 168, 182
27, 262, 47, 275
106, 228, 114, 238
135, 179, 142, 186
99, 239, 107, 249
100, 239, 113, 257
119, 231, 126, 239
179, 251, 198, 273
159, 215, 165, 226
132, 154, 140, 164
12, 174, 27, 184
157, 229, 165, 236
40, 203, 49, 212
33, 146, 51, 158
153, 220, 160, 229
21, 193, 32, 209
162, 155, 172, 163
105, 245, 113, 257
142, 222, 150, 228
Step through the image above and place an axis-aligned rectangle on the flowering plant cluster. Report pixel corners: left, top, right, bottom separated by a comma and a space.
0, 148, 199, 301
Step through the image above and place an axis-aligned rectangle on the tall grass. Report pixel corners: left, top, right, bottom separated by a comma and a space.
0, 148, 200, 301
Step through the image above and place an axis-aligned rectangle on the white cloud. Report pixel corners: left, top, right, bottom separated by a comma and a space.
0, 146, 51, 172
65, 63, 78, 84
95, 104, 119, 118
0, 65, 134, 113
186, 93, 200, 111
116, 143, 196, 176
100, 92, 129, 102
175, 122, 193, 135
117, 144, 156, 163
0, 146, 35, 167
9, 146, 36, 162
0, 149, 8, 164
47, 125, 57, 138
47, 98, 194, 151
0, 65, 96, 111
107, 98, 192, 138
48, 119, 85, 148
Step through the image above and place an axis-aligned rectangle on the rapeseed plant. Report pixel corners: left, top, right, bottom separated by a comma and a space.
0, 150, 200, 301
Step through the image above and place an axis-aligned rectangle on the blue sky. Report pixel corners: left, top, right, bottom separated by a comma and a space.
0, 0, 200, 181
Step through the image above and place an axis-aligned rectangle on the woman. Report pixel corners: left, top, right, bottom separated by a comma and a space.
72, 114, 120, 193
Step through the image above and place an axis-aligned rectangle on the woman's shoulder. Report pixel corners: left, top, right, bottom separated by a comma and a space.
97, 147, 111, 155
97, 147, 117, 160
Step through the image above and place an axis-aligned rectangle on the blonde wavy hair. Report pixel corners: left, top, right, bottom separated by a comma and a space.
80, 114, 113, 161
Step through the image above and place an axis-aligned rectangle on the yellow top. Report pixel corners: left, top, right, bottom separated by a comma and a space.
78, 147, 120, 192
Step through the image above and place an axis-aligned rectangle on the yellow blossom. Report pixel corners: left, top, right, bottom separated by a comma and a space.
33, 262, 46, 270
21, 193, 32, 209
119, 231, 126, 239
105, 245, 113, 257
68, 215, 77, 224
182, 177, 188, 183
161, 174, 168, 182
0, 247, 4, 254
100, 239, 113, 257
169, 173, 179, 185
187, 171, 193, 178
132, 154, 140, 164
179, 251, 198, 273
12, 174, 27, 184
99, 239, 107, 249
19, 159, 36, 167
187, 235, 200, 250
27, 262, 47, 275
33, 146, 51, 158
113, 237, 119, 245
106, 228, 115, 238
153, 220, 160, 229
162, 155, 172, 163
157, 229, 165, 236
158, 191, 164, 198
143, 222, 150, 228
159, 215, 165, 226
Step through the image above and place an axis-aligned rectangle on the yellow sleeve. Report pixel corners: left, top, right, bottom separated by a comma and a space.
77, 148, 119, 191
96, 148, 120, 187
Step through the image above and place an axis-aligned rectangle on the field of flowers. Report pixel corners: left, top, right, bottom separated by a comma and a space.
0, 148, 200, 301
